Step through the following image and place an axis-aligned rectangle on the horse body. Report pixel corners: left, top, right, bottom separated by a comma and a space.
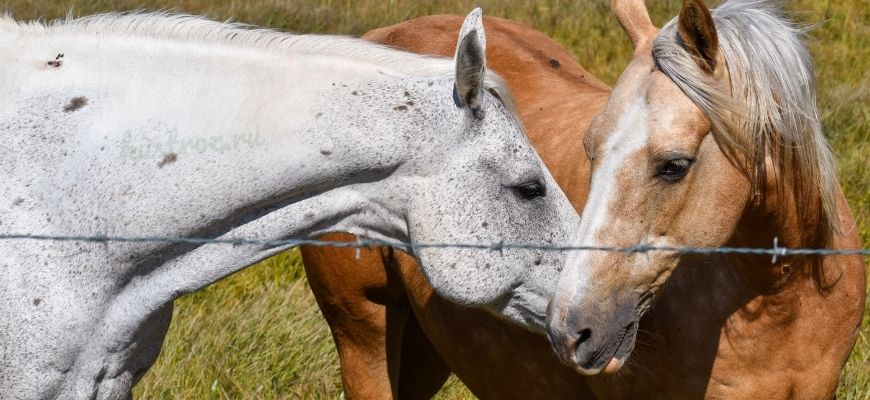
0, 11, 581, 398
304, 4, 864, 400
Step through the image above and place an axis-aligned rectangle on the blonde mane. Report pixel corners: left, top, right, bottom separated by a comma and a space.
652, 0, 838, 237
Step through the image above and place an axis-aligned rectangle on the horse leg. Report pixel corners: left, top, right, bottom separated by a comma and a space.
55, 301, 173, 399
397, 311, 451, 399
301, 233, 411, 399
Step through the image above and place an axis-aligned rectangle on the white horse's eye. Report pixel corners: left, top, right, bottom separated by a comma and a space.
513, 181, 546, 200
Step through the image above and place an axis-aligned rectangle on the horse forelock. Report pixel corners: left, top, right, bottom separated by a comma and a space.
652, 0, 839, 240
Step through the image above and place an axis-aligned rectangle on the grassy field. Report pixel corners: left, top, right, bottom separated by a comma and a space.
2, 0, 866, 398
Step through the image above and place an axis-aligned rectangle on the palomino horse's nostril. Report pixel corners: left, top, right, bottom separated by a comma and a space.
577, 328, 592, 345
573, 328, 599, 370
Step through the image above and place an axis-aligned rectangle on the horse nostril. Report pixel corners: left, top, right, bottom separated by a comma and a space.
577, 328, 592, 345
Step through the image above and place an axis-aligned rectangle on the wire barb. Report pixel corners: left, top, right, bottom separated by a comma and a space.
354, 234, 363, 260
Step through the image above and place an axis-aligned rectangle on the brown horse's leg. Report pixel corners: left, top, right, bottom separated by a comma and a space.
301, 233, 411, 399
396, 311, 451, 399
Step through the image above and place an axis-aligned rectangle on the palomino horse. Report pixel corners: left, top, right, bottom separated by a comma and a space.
302, 1, 865, 399
0, 10, 582, 398
548, 0, 865, 398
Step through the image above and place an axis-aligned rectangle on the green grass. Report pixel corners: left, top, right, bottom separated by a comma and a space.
1, 0, 865, 398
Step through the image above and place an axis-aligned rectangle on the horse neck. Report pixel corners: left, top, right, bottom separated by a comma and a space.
722, 174, 833, 296
3, 32, 455, 244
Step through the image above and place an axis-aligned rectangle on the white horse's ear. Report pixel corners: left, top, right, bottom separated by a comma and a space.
453, 8, 487, 118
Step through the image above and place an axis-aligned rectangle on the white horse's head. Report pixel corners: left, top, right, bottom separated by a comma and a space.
390, 9, 578, 328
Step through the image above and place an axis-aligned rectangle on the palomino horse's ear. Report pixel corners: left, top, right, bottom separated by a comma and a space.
612, 0, 657, 49
453, 8, 487, 118
677, 0, 719, 74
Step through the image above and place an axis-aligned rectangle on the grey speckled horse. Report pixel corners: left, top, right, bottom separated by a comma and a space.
0, 9, 578, 398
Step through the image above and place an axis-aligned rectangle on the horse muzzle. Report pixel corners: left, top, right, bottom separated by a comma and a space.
545, 292, 638, 375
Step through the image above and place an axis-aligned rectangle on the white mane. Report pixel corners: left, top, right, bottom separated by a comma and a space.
0, 12, 518, 114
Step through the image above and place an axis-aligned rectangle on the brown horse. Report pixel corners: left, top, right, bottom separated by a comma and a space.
301, 2, 865, 399
301, 14, 608, 399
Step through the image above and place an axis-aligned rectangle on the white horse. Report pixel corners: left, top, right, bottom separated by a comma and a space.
0, 9, 578, 398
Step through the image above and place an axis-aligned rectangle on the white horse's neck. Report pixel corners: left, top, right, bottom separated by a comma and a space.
1, 20, 461, 249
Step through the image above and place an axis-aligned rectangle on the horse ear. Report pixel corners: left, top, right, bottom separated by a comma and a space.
612, 0, 657, 49
677, 0, 719, 74
453, 8, 487, 118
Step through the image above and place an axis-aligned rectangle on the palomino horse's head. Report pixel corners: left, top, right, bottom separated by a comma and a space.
545, 0, 839, 373
402, 9, 578, 328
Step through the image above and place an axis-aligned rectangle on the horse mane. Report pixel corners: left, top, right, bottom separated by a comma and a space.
0, 12, 518, 116
652, 0, 838, 244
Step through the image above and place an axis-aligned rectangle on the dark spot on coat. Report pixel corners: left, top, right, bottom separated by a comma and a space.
320, 149, 332, 156
32, 298, 41, 306
351, 91, 359, 95
55, 53, 64, 60
47, 60, 63, 68
481, 221, 488, 228
12, 198, 23, 206
316, 112, 323, 118
63, 97, 88, 112
157, 153, 178, 168
394, 105, 408, 111
549, 58, 561, 69
404, 91, 411, 97
406, 101, 415, 107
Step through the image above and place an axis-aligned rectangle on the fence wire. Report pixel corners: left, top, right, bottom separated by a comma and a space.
0, 234, 867, 263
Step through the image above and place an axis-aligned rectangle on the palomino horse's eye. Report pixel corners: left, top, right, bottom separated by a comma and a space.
513, 181, 547, 200
657, 158, 693, 181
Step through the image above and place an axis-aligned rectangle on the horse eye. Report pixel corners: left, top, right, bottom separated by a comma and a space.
657, 158, 693, 181
513, 181, 546, 200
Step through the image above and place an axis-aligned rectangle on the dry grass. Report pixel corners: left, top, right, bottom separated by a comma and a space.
1, 0, 865, 398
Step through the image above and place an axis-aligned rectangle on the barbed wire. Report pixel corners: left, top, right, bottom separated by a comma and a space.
0, 234, 867, 263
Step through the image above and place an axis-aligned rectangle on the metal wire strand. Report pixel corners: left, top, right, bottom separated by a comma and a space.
0, 233, 866, 258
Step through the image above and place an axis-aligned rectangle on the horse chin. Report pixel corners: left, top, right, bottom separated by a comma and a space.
601, 357, 626, 375
490, 287, 549, 333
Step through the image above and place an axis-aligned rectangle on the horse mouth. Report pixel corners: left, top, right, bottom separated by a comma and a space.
573, 319, 638, 376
